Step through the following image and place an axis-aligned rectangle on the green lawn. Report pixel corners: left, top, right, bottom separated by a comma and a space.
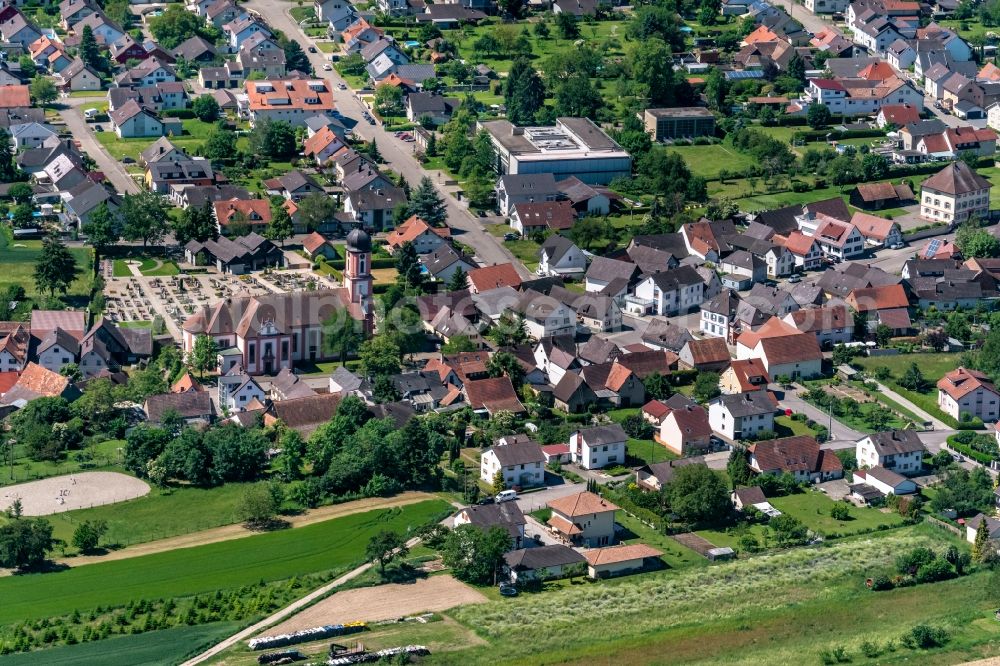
316, 41, 337, 53
853, 352, 963, 383
770, 491, 905, 537
626, 438, 677, 467
138, 257, 179, 276
117, 320, 152, 329
0, 240, 92, 305
774, 415, 819, 438
44, 481, 252, 547
111, 259, 132, 277
615, 511, 705, 570
696, 523, 767, 551
664, 142, 757, 179
504, 238, 540, 270
0, 500, 451, 624
0, 621, 242, 666
0, 440, 124, 490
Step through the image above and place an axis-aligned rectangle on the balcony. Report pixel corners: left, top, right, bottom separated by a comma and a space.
624, 295, 655, 315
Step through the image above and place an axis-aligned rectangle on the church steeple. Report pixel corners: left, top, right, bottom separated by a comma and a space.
344, 228, 374, 333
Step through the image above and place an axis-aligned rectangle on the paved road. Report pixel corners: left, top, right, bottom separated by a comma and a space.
766, 0, 843, 36
57, 95, 141, 195
514, 480, 585, 512
782, 385, 865, 445
248, 0, 530, 278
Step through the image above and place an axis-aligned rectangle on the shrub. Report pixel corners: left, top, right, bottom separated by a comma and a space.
915, 557, 955, 584
869, 573, 893, 590
830, 503, 850, 521
859, 639, 880, 658
902, 624, 948, 649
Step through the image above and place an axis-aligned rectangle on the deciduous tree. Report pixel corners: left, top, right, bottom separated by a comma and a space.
366, 530, 408, 574
33, 235, 80, 297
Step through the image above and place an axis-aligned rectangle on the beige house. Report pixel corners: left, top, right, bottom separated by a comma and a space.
719, 359, 771, 395
547, 491, 618, 547
583, 543, 663, 578
937, 367, 1000, 422
920, 161, 991, 225
657, 403, 712, 456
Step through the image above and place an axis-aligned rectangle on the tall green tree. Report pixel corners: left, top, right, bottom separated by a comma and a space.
79, 25, 105, 73
265, 202, 293, 247
441, 524, 512, 585
249, 119, 297, 160
703, 68, 729, 112
0, 128, 19, 183
82, 202, 121, 260
395, 241, 425, 292
295, 194, 338, 232
121, 191, 169, 249
33, 235, 80, 297
0, 517, 54, 570
191, 94, 220, 122
447, 265, 467, 291
29, 76, 57, 105
188, 334, 218, 378
504, 58, 545, 125
408, 176, 447, 226
322, 312, 363, 366
149, 4, 214, 48
667, 464, 730, 524
365, 530, 408, 574
202, 128, 238, 161
359, 334, 401, 379
283, 39, 311, 74
554, 74, 603, 119
172, 202, 217, 245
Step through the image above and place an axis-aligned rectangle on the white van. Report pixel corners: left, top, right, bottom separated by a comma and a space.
495, 490, 517, 503
84, 108, 98, 120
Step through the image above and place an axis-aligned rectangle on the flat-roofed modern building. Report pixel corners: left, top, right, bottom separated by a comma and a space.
643, 107, 716, 141
478, 117, 632, 185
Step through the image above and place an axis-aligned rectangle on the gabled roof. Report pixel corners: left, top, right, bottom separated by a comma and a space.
468, 263, 522, 292
710, 389, 774, 417
548, 490, 618, 517
725, 358, 771, 392
937, 367, 999, 400
750, 435, 840, 474
464, 375, 525, 414
583, 543, 662, 566
488, 439, 545, 467
863, 429, 923, 455
922, 161, 991, 195
682, 337, 731, 366
144, 391, 214, 421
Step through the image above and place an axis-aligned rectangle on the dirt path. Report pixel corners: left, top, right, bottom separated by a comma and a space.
55, 492, 436, 568
266, 575, 487, 635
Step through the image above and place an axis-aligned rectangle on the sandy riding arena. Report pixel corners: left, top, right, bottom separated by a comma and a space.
269, 575, 487, 634
0, 472, 151, 516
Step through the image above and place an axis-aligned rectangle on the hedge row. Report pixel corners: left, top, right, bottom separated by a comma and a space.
162, 109, 196, 119
946, 435, 995, 465
598, 487, 667, 532
794, 128, 886, 142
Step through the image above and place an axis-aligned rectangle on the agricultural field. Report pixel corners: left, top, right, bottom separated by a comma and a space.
0, 500, 451, 626
853, 352, 963, 383
437, 526, 992, 666
0, 621, 242, 666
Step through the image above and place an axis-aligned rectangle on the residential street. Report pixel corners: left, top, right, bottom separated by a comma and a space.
782, 384, 864, 446
57, 96, 141, 195
247, 0, 532, 277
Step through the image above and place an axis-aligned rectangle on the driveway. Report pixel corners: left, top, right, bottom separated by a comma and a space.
244, 0, 530, 277
57, 96, 140, 195
514, 481, 584, 513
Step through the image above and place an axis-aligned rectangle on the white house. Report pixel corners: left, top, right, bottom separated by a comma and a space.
708, 391, 775, 442
110, 100, 163, 139
569, 424, 627, 470
516, 289, 576, 340
855, 429, 924, 474
736, 317, 823, 380
852, 467, 917, 495
538, 235, 587, 277
920, 161, 992, 225
628, 266, 704, 316
480, 437, 546, 488
9, 122, 56, 151
218, 368, 266, 412
35, 328, 79, 374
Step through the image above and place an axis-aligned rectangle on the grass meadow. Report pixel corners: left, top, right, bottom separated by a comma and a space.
441, 526, 995, 665
0, 500, 450, 625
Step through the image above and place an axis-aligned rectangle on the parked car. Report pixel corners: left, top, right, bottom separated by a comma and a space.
93, 124, 103, 132
476, 496, 494, 505
308, 46, 317, 53
889, 242, 904, 250
322, 63, 332, 71
503, 232, 519, 241
338, 83, 347, 90
787, 274, 801, 283
495, 490, 517, 503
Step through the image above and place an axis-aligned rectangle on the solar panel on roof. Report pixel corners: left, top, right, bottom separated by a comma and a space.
925, 238, 942, 259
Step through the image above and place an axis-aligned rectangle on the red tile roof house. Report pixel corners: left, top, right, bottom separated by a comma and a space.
584, 543, 663, 579
547, 491, 619, 547
301, 231, 338, 260
463, 375, 526, 416
385, 215, 449, 255
735, 316, 822, 380
656, 402, 712, 456
719, 358, 771, 394
845, 283, 912, 335
749, 435, 844, 483
937, 367, 1000, 423
642, 398, 671, 426
213, 198, 271, 235
467, 263, 522, 294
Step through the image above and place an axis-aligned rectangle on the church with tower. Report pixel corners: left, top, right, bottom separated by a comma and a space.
181, 229, 375, 375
